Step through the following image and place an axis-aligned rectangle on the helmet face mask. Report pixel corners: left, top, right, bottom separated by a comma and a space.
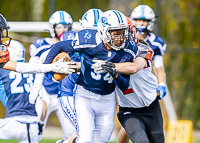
0, 14, 12, 46
79, 8, 103, 30
97, 10, 129, 51
49, 10, 73, 38
130, 5, 156, 32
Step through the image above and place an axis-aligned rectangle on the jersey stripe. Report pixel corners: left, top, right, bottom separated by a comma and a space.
0, 77, 8, 107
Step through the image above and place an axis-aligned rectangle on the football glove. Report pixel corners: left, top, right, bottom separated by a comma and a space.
157, 82, 166, 100
101, 61, 117, 78
92, 60, 107, 73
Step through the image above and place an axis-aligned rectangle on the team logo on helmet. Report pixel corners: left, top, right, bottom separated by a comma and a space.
100, 17, 111, 27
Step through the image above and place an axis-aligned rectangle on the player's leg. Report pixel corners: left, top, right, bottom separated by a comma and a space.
93, 92, 116, 143
117, 127, 129, 143
144, 99, 164, 143
117, 111, 149, 143
18, 123, 38, 143
0, 118, 21, 140
55, 96, 76, 140
36, 95, 54, 141
75, 91, 95, 143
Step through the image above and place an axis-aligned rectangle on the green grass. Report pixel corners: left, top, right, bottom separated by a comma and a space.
0, 139, 117, 143
1, 139, 200, 143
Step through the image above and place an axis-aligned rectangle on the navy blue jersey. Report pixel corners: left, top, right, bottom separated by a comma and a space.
45, 29, 138, 95
58, 73, 79, 97
0, 69, 37, 117
145, 33, 167, 56
61, 30, 76, 41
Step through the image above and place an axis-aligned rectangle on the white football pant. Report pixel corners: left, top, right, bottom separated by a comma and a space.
75, 85, 116, 143
35, 94, 76, 141
0, 117, 38, 143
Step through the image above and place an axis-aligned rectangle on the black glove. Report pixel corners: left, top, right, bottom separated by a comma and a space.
101, 62, 117, 78
38, 122, 44, 135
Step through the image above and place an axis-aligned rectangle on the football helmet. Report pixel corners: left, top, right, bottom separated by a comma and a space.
49, 10, 73, 38
7, 40, 25, 62
0, 14, 12, 46
79, 8, 103, 29
126, 17, 137, 43
97, 10, 129, 51
130, 4, 156, 32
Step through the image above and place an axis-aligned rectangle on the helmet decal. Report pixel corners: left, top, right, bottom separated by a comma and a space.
112, 10, 123, 23
59, 11, 67, 24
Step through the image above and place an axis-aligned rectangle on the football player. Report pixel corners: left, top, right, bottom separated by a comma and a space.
44, 10, 151, 143
0, 14, 74, 74
29, 10, 73, 64
130, 4, 167, 100
56, 8, 103, 143
117, 5, 167, 143
28, 11, 77, 141
101, 43, 165, 143
0, 40, 38, 143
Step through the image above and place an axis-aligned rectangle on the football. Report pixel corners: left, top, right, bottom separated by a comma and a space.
52, 52, 70, 81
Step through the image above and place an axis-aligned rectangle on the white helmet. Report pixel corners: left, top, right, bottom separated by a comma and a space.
130, 4, 156, 31
79, 8, 103, 30
7, 40, 25, 62
97, 10, 129, 51
49, 10, 73, 37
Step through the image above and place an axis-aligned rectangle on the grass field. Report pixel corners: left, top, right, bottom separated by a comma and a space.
1, 139, 200, 143
0, 139, 117, 143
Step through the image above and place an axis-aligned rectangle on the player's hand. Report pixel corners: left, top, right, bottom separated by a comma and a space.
52, 61, 77, 74
101, 62, 117, 78
92, 60, 107, 73
29, 85, 42, 104
157, 83, 166, 100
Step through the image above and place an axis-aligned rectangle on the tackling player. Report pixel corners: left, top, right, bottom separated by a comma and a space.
28, 11, 76, 141
44, 10, 150, 143
0, 14, 74, 74
0, 40, 38, 143
117, 5, 167, 143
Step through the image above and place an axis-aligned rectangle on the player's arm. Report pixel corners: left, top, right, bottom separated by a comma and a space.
153, 55, 166, 84
154, 55, 166, 99
115, 57, 147, 75
44, 40, 78, 64
115, 42, 154, 75
100, 62, 130, 91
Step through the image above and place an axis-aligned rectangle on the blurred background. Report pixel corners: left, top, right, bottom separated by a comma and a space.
0, 0, 200, 141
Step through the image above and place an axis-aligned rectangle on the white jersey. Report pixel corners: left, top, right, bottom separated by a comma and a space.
116, 64, 158, 108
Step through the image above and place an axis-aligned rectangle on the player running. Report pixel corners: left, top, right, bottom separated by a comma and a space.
56, 8, 103, 143
44, 10, 150, 143
28, 11, 76, 141
0, 40, 38, 143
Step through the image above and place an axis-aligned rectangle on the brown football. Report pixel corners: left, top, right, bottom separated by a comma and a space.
52, 52, 70, 81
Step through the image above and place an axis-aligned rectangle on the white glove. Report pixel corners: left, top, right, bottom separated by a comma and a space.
52, 61, 77, 74
92, 60, 107, 73
29, 85, 43, 104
